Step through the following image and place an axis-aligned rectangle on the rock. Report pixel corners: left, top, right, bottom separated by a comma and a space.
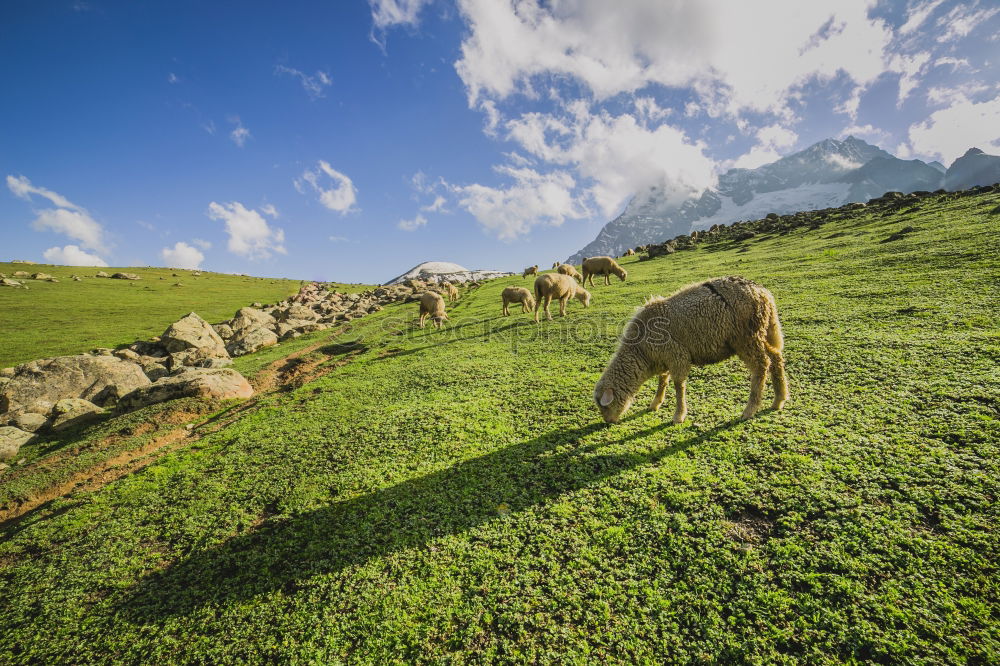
195, 357, 233, 369
192, 271, 201, 276
117, 368, 254, 411
91, 348, 114, 356
160, 312, 230, 360
0, 426, 34, 461
230, 307, 276, 333
0, 278, 23, 287
96, 271, 109, 278
0, 354, 152, 413
212, 323, 234, 340
13, 271, 30, 278
13, 412, 48, 433
73, 276, 82, 281
31, 272, 55, 281
277, 305, 319, 322
251, 302, 262, 308
226, 327, 279, 357
113, 349, 142, 362
141, 363, 170, 381
50, 398, 104, 431
111, 272, 141, 280
276, 324, 301, 341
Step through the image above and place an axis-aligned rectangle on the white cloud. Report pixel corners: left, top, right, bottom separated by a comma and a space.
260, 204, 279, 218
161, 241, 205, 269
207, 201, 287, 260
42, 245, 108, 267
505, 103, 716, 217
229, 116, 250, 147
192, 238, 212, 250
397, 213, 427, 231
6, 175, 109, 253
295, 161, 358, 214
840, 123, 889, 142
329, 235, 349, 242
454, 0, 896, 117
136, 220, 155, 231
889, 51, 931, 105
729, 124, 799, 169
925, 81, 993, 107
368, 0, 432, 30
933, 56, 970, 71
936, 2, 1000, 43
899, 0, 946, 34
167, 72, 180, 84
420, 195, 448, 213
275, 65, 332, 99
453, 166, 587, 240
906, 94, 1000, 163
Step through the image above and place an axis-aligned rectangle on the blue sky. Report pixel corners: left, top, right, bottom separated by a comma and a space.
2, 0, 998, 283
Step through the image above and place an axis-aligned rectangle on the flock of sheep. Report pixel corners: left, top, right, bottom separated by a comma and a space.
416, 255, 789, 423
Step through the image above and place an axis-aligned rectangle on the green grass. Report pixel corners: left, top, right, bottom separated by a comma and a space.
1, 191, 999, 663
0, 263, 372, 368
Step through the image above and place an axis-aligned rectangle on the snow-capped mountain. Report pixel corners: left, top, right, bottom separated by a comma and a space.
568, 137, 951, 262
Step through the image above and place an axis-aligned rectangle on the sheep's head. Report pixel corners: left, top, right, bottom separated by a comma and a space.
575, 287, 591, 307
616, 267, 628, 281
525, 296, 536, 310
594, 380, 634, 423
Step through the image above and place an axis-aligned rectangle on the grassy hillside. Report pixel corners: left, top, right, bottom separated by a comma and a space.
0, 263, 372, 368
1, 190, 999, 663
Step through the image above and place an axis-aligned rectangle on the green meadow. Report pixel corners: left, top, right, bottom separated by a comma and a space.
0, 263, 371, 368
1, 190, 999, 663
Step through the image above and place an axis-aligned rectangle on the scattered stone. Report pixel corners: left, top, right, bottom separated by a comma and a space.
13, 271, 31, 278
31, 272, 55, 281
192, 271, 201, 276
212, 323, 234, 340
160, 312, 230, 361
117, 368, 254, 411
0, 354, 151, 413
0, 426, 34, 461
50, 398, 104, 431
113, 349, 142, 362
73, 276, 82, 281
96, 271, 109, 278
226, 327, 279, 357
1, 278, 23, 287
111, 272, 141, 280
230, 307, 276, 333
141, 362, 170, 382
13, 412, 48, 433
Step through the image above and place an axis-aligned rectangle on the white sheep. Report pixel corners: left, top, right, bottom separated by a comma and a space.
594, 276, 788, 423
581, 256, 628, 286
501, 286, 536, 315
522, 265, 539, 278
443, 282, 459, 302
556, 263, 583, 282
533, 273, 591, 322
418, 291, 449, 329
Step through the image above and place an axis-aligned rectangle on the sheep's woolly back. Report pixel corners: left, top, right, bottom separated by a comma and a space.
502, 286, 533, 303
419, 291, 447, 317
582, 256, 627, 279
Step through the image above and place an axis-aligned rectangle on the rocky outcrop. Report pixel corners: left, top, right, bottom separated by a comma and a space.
226, 327, 279, 357
0, 355, 152, 414
50, 398, 104, 431
0, 426, 34, 461
116, 368, 254, 411
160, 312, 230, 360
111, 272, 141, 280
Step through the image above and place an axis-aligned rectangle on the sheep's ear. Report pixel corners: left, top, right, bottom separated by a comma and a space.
599, 388, 615, 407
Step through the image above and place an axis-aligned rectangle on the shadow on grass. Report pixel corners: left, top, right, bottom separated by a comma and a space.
118, 416, 740, 623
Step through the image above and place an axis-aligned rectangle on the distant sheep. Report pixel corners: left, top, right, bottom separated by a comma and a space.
552, 261, 561, 269
522, 265, 539, 278
556, 263, 582, 282
443, 282, 459, 302
581, 256, 628, 286
594, 276, 788, 424
501, 286, 536, 315
533, 273, 591, 322
622, 248, 636, 256
418, 291, 449, 329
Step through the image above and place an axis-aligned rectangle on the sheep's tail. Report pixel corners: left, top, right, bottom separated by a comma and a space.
534, 280, 542, 302
764, 292, 784, 353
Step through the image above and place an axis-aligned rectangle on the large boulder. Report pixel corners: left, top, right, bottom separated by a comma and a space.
277, 304, 319, 322
111, 272, 141, 280
160, 312, 229, 360
13, 412, 48, 432
230, 307, 276, 333
50, 398, 104, 431
0, 426, 34, 461
0, 355, 152, 414
0, 278, 23, 287
116, 368, 254, 411
226, 327, 279, 357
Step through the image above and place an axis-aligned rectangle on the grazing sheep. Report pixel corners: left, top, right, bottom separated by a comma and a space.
581, 256, 628, 286
556, 263, 583, 282
522, 265, 539, 278
622, 248, 636, 257
552, 261, 561, 269
443, 281, 459, 302
418, 291, 449, 329
533, 273, 591, 322
594, 276, 788, 424
501, 286, 536, 315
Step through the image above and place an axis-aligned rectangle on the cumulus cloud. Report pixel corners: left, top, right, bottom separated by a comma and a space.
906, 94, 1000, 163
840, 123, 889, 142
6, 175, 109, 254
161, 241, 205, 269
453, 166, 587, 240
397, 213, 427, 231
368, 0, 432, 30
506, 103, 716, 217
207, 201, 287, 260
42, 245, 108, 267
191, 238, 212, 250
420, 195, 448, 213
935, 1, 1000, 43
275, 65, 332, 99
899, 0, 946, 34
295, 161, 358, 214
729, 124, 799, 169
454, 0, 896, 117
229, 116, 250, 147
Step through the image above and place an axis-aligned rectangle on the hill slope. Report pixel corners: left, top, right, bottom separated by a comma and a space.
0, 264, 372, 368
1, 189, 999, 663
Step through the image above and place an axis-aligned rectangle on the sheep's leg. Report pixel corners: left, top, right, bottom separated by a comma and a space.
544, 295, 553, 321
604, 273, 611, 285
558, 296, 569, 317
502, 300, 509, 316
419, 313, 426, 329
767, 349, 789, 410
650, 373, 670, 411
672, 368, 689, 424
740, 349, 770, 420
